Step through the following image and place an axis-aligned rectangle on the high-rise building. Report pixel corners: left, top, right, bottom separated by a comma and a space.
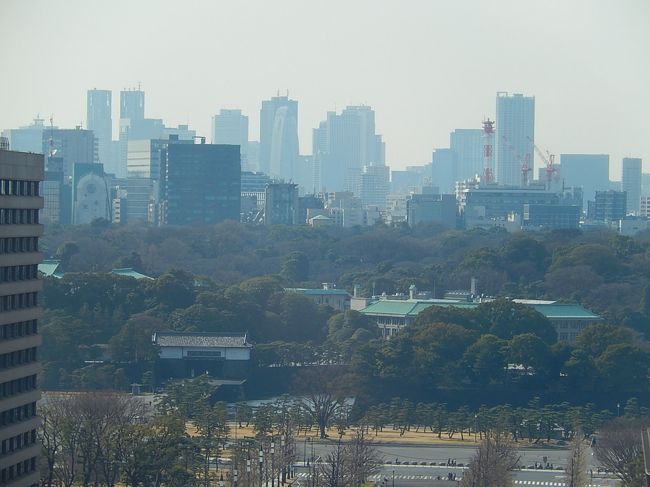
41, 127, 96, 180
431, 148, 457, 194
406, 193, 457, 228
315, 106, 385, 192
621, 157, 642, 215
0, 149, 43, 487
264, 183, 299, 225
117, 88, 167, 178
450, 129, 483, 181
126, 136, 192, 222
86, 89, 113, 167
212, 109, 249, 169
1, 118, 46, 154
559, 154, 610, 205
120, 88, 145, 122
592, 190, 627, 222
160, 142, 241, 225
495, 92, 535, 186
359, 164, 390, 210
259, 95, 298, 180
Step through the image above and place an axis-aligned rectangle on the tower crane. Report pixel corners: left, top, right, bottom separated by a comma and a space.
527, 136, 558, 189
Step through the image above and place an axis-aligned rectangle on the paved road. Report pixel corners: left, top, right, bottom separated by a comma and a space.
304, 441, 573, 469
294, 464, 619, 487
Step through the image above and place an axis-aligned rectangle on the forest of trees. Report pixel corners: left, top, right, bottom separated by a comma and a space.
38, 221, 650, 407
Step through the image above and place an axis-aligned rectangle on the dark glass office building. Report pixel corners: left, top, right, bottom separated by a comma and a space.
0, 149, 42, 487
160, 143, 240, 225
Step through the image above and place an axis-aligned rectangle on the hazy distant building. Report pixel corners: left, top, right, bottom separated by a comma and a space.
260, 95, 298, 180
117, 88, 167, 178
72, 163, 110, 224
591, 190, 627, 222
458, 183, 557, 223
120, 88, 145, 122
621, 157, 642, 215
0, 149, 43, 487
431, 148, 457, 193
1, 117, 46, 154
495, 92, 535, 186
41, 171, 64, 224
315, 106, 385, 192
87, 89, 112, 167
359, 164, 389, 210
390, 170, 423, 195
160, 143, 241, 225
523, 204, 580, 230
126, 136, 192, 222
642, 173, 650, 196
450, 129, 483, 181
42, 127, 96, 179
212, 109, 249, 168
265, 183, 299, 225
559, 154, 610, 205
406, 193, 457, 228
298, 194, 324, 224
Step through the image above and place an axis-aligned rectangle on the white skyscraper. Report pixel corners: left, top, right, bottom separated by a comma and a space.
495, 92, 535, 186
259, 95, 299, 179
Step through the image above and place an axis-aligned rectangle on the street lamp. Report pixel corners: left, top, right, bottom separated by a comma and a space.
271, 438, 275, 487
474, 414, 478, 442
259, 445, 264, 487
617, 402, 621, 417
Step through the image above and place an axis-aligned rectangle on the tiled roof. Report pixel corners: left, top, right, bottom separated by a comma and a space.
153, 332, 251, 348
360, 299, 600, 320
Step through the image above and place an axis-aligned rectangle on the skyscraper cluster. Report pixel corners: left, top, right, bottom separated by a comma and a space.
1, 87, 646, 232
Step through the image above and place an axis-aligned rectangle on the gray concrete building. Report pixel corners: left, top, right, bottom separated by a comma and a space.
0, 149, 43, 487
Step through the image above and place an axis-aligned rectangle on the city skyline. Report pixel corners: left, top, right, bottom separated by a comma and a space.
1, 0, 648, 178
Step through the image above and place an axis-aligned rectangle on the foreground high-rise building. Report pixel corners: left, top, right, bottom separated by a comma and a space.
495, 92, 535, 186
259, 95, 299, 180
0, 149, 42, 487
86, 89, 113, 167
160, 142, 241, 225
622, 157, 642, 215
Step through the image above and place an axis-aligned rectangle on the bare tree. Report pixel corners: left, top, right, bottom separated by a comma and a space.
459, 435, 519, 487
317, 439, 347, 487
39, 391, 146, 487
343, 430, 383, 487
593, 417, 648, 487
295, 368, 348, 439
565, 429, 588, 487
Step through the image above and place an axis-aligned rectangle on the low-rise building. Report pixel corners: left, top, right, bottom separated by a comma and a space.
359, 297, 600, 343
153, 332, 251, 380
285, 284, 351, 311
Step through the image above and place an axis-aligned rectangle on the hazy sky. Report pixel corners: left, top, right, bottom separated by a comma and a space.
1, 0, 648, 178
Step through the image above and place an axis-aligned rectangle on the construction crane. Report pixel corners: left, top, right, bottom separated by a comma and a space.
481, 119, 495, 183
501, 135, 532, 186
527, 136, 558, 189
48, 116, 57, 158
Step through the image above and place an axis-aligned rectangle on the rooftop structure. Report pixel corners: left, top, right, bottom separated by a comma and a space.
110, 268, 153, 280
359, 297, 600, 343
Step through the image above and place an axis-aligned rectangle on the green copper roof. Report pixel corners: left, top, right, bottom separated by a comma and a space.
38, 259, 64, 278
360, 299, 600, 320
111, 268, 154, 280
